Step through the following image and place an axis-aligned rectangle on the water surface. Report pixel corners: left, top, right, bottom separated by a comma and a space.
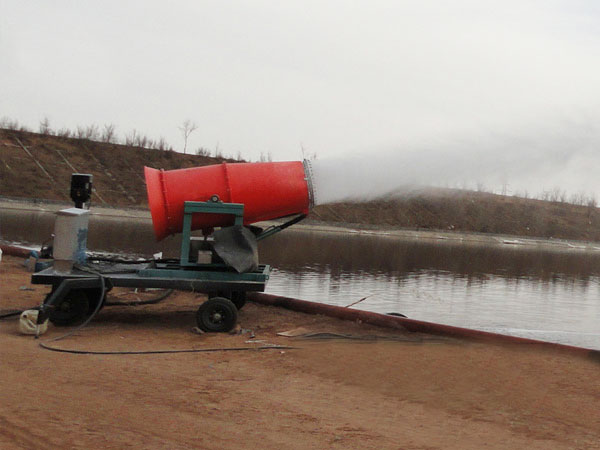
260, 231, 600, 350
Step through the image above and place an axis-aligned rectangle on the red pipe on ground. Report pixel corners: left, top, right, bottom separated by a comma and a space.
0, 244, 34, 258
247, 292, 600, 359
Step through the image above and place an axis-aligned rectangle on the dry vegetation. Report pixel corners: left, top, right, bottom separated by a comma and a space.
0, 127, 237, 207
2, 126, 600, 241
312, 190, 600, 241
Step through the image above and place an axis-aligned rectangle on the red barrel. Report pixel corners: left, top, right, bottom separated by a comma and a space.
145, 161, 312, 241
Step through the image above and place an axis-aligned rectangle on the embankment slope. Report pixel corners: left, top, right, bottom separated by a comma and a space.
2, 128, 599, 241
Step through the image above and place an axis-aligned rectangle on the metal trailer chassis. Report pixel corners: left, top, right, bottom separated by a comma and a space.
31, 263, 271, 332
31, 201, 304, 332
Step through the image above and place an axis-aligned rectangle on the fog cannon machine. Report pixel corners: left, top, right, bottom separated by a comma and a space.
32, 160, 315, 333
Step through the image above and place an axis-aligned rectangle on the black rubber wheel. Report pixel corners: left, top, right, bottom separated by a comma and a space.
230, 291, 247, 310
47, 289, 90, 326
196, 297, 238, 333
84, 287, 107, 316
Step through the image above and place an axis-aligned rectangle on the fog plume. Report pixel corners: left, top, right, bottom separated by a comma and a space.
312, 116, 600, 205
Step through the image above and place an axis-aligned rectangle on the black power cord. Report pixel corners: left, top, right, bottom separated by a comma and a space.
5, 259, 294, 355
35, 266, 294, 355
0, 289, 173, 319
36, 344, 294, 355
37, 264, 108, 350
0, 310, 23, 319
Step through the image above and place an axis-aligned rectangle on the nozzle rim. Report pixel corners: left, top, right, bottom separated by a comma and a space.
303, 159, 316, 209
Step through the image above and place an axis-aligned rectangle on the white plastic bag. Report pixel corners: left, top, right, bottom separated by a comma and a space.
19, 310, 48, 335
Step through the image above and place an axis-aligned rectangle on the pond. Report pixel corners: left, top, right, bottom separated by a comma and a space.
260, 230, 600, 350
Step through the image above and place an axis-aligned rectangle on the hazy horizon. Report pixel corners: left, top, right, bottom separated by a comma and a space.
2, 1, 600, 198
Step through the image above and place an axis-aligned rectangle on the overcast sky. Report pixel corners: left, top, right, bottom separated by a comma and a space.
2, 1, 600, 195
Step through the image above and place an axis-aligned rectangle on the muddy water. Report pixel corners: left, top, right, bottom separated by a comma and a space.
260, 231, 600, 350
2, 205, 600, 350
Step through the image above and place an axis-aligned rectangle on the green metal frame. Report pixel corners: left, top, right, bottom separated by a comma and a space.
138, 264, 271, 281
179, 201, 244, 267
137, 201, 305, 285
137, 200, 272, 282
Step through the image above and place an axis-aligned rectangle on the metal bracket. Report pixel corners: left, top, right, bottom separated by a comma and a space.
180, 201, 245, 266
256, 214, 307, 241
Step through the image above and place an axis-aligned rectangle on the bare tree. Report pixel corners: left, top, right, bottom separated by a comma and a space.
101, 123, 116, 143
587, 194, 597, 209
57, 127, 71, 138
2, 117, 19, 129
125, 129, 138, 146
76, 125, 87, 139
156, 137, 167, 151
1, 117, 25, 131
39, 117, 52, 135
214, 141, 222, 158
179, 119, 198, 154
549, 187, 565, 203
85, 124, 99, 140
135, 133, 148, 148
196, 147, 211, 156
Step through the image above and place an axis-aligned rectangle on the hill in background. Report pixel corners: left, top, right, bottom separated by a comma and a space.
1, 128, 600, 242
0, 128, 230, 207
313, 190, 600, 241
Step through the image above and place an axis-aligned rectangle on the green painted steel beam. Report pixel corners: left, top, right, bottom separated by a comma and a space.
138, 264, 271, 282
180, 201, 245, 266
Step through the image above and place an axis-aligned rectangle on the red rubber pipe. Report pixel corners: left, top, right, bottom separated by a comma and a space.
247, 292, 600, 359
0, 244, 33, 258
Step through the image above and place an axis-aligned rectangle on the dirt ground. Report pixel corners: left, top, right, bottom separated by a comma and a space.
1, 254, 600, 449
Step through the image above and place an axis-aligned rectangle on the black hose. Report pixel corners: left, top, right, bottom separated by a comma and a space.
86, 255, 180, 264
36, 267, 292, 356
35, 345, 294, 355
1, 288, 174, 320
86, 256, 155, 264
7, 264, 290, 356
0, 310, 23, 320
38, 264, 107, 345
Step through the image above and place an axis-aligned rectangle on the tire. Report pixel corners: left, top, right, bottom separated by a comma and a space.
84, 287, 106, 316
196, 297, 238, 333
47, 289, 90, 326
230, 291, 247, 310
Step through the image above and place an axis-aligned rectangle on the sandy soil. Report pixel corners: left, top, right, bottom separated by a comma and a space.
1, 254, 600, 449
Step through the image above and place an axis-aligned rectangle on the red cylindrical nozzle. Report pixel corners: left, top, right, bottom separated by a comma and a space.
145, 161, 313, 241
